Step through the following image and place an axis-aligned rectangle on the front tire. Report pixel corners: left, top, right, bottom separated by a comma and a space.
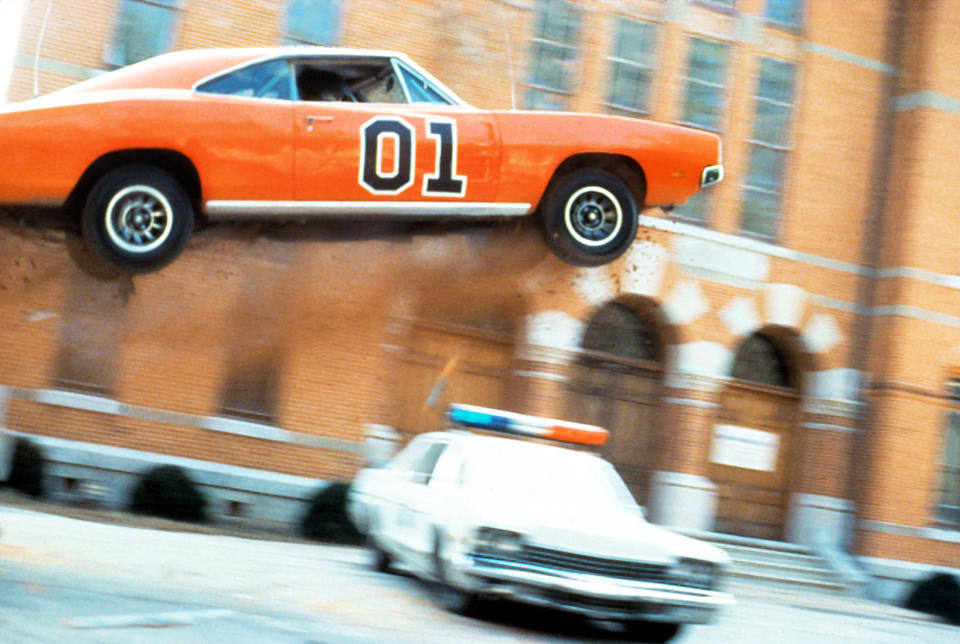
82, 166, 194, 273
372, 544, 393, 573
624, 621, 682, 643
432, 530, 480, 616
540, 169, 638, 267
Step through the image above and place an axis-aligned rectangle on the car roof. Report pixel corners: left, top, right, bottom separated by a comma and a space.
57, 46, 412, 94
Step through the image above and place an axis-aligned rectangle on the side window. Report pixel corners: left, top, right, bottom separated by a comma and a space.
938, 380, 960, 528
410, 442, 448, 485
765, 0, 804, 29
355, 66, 406, 104
283, 0, 341, 46
739, 57, 796, 239
197, 60, 294, 100
296, 66, 354, 102
106, 0, 179, 68
526, 0, 581, 110
605, 17, 657, 115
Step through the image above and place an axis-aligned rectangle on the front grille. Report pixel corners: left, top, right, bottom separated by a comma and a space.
474, 544, 671, 584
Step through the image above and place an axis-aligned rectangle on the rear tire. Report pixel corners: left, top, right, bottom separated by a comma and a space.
82, 165, 194, 273
540, 169, 638, 267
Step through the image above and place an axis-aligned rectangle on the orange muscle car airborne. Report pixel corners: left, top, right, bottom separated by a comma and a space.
0, 47, 723, 272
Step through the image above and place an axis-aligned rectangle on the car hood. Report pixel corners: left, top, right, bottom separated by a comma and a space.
466, 492, 728, 566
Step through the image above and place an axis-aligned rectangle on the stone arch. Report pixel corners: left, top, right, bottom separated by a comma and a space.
564, 296, 671, 504
711, 325, 808, 539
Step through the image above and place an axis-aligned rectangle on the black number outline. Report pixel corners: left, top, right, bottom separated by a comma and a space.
359, 116, 416, 196
422, 117, 467, 197
359, 115, 468, 198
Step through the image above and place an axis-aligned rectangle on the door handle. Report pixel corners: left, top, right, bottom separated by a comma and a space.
305, 115, 334, 131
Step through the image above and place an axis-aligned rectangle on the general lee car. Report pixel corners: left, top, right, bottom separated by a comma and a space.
347, 405, 733, 643
0, 48, 723, 272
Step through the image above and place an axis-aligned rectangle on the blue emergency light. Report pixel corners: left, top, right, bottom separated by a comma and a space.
447, 404, 608, 446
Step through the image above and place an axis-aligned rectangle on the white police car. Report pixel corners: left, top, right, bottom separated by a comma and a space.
347, 404, 733, 642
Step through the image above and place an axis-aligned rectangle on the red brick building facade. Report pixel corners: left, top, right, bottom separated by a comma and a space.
1, 0, 958, 600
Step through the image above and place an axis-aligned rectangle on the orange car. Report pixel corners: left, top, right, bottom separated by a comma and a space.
0, 48, 723, 272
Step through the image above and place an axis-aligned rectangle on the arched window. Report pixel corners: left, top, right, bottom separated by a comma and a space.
937, 379, 960, 527
731, 333, 794, 389
581, 302, 660, 362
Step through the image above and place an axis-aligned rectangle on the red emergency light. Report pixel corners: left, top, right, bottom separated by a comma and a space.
447, 403, 608, 446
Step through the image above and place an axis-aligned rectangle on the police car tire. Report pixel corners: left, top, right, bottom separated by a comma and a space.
624, 621, 682, 643
373, 545, 393, 573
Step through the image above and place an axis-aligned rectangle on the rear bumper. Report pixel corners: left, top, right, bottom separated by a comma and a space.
457, 557, 734, 623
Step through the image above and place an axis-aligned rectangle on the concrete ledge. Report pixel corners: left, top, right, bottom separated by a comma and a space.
859, 556, 960, 604
10, 432, 328, 531
5, 385, 363, 454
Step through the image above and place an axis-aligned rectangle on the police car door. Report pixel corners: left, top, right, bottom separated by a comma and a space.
391, 438, 450, 573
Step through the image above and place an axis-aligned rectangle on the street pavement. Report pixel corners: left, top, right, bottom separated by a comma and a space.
0, 504, 955, 643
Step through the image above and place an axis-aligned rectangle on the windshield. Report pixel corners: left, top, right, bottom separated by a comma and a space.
460, 441, 638, 512
397, 63, 455, 105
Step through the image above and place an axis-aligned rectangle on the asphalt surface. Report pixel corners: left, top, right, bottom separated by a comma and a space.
0, 504, 955, 643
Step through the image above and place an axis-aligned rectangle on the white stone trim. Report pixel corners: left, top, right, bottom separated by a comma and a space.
663, 280, 708, 326
859, 519, 960, 545
763, 283, 809, 329
666, 342, 733, 389
663, 396, 718, 410
6, 386, 363, 454
648, 470, 717, 532
522, 311, 584, 363
720, 296, 761, 338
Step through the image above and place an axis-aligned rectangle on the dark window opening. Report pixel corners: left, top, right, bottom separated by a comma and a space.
582, 302, 661, 363
731, 333, 794, 389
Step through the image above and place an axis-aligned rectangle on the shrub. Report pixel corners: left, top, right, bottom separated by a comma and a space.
129, 465, 208, 523
6, 437, 45, 498
300, 481, 363, 544
904, 572, 960, 625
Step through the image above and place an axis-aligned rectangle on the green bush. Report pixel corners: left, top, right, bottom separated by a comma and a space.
300, 481, 363, 544
129, 465, 208, 523
6, 437, 45, 498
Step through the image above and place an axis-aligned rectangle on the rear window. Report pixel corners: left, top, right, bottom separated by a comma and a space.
196, 59, 294, 100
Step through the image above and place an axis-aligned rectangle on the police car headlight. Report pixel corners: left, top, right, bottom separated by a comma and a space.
673, 558, 717, 589
474, 527, 524, 557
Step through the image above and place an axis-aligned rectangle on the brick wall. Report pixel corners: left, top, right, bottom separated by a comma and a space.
2, 0, 960, 568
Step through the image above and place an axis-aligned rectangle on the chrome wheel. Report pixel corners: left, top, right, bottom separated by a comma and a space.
563, 185, 623, 247
104, 185, 174, 254
83, 165, 193, 273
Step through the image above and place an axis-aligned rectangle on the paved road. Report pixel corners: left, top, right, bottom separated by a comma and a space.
0, 506, 955, 643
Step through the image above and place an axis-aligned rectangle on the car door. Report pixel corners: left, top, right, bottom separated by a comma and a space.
386, 438, 451, 574
292, 58, 501, 210
192, 57, 296, 205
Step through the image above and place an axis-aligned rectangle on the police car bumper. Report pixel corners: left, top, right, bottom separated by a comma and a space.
457, 556, 734, 623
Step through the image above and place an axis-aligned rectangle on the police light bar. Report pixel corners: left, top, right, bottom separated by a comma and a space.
447, 404, 608, 446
